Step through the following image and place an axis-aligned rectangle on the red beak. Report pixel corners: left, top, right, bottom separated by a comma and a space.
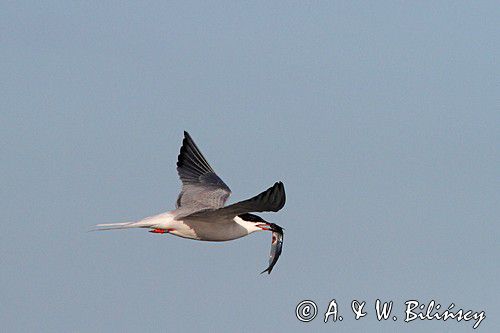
257, 223, 272, 231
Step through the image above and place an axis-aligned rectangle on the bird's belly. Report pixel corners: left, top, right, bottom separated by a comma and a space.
168, 220, 249, 242
154, 219, 199, 240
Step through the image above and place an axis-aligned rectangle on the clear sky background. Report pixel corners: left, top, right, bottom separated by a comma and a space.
1, 1, 498, 332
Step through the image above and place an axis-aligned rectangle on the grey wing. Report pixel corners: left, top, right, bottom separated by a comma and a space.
175, 131, 231, 213
186, 181, 285, 219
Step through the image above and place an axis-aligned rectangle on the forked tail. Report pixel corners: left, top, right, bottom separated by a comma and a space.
92, 220, 155, 231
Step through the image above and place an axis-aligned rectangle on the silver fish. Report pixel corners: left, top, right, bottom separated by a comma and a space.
261, 223, 284, 274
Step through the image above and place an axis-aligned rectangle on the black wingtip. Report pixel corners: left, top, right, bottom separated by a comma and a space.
271, 181, 286, 212
183, 131, 195, 144
176, 130, 217, 183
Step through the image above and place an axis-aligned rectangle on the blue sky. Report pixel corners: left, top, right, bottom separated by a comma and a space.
1, 1, 498, 332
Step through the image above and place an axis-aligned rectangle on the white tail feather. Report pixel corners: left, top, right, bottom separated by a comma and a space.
92, 221, 154, 231
92, 213, 172, 232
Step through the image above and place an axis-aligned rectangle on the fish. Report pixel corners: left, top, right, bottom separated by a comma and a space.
261, 223, 284, 274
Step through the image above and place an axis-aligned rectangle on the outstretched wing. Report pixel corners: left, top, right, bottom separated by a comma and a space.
220, 181, 285, 215
176, 131, 231, 212
185, 182, 285, 219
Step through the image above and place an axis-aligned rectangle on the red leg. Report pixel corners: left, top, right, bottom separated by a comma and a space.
149, 228, 175, 234
149, 228, 167, 234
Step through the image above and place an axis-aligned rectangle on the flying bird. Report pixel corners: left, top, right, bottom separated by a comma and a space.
95, 131, 286, 274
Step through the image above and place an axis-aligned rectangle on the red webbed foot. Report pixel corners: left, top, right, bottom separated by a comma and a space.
149, 228, 167, 234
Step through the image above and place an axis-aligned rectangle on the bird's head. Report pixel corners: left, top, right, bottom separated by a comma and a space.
235, 213, 283, 234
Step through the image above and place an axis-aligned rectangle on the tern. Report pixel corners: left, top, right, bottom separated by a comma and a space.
95, 131, 286, 274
